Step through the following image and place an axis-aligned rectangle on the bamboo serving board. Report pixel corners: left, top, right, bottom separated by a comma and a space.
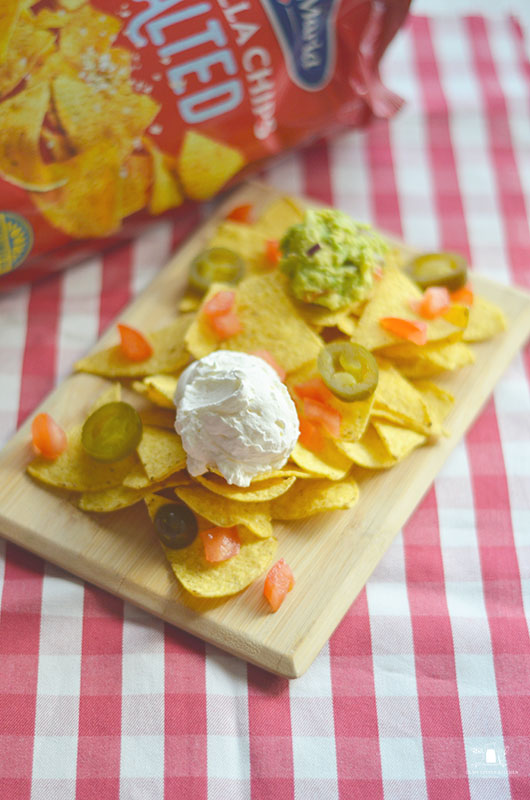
1, 182, 529, 678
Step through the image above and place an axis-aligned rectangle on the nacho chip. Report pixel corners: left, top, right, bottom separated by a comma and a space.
78, 472, 187, 512
413, 380, 454, 430
32, 144, 122, 237
59, 0, 87, 9
59, 5, 121, 61
337, 425, 396, 469
143, 138, 183, 215
0, 0, 21, 61
41, 128, 74, 162
0, 12, 54, 98
27, 424, 136, 491
0, 83, 66, 191
373, 362, 433, 434
133, 375, 178, 409
185, 272, 323, 372
179, 292, 201, 313
194, 473, 296, 502
269, 476, 359, 520
290, 440, 353, 481
207, 220, 269, 274
353, 263, 462, 351
137, 426, 187, 482
75, 315, 192, 377
254, 196, 304, 240
138, 407, 177, 430
177, 131, 245, 200
382, 340, 476, 377
463, 296, 507, 342
53, 75, 160, 159
118, 154, 152, 219
175, 485, 273, 539
372, 420, 426, 461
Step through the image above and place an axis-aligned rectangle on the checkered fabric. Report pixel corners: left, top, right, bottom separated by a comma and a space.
1, 13, 529, 800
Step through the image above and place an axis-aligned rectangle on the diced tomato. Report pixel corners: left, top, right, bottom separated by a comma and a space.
298, 417, 325, 451
411, 286, 451, 319
208, 310, 243, 339
250, 349, 286, 381
31, 413, 67, 460
203, 289, 236, 318
117, 323, 153, 362
450, 283, 474, 306
265, 239, 281, 266
226, 203, 252, 223
379, 316, 428, 345
199, 526, 241, 563
264, 558, 295, 612
303, 397, 342, 438
293, 376, 335, 405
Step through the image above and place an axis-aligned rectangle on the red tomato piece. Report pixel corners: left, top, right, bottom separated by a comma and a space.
31, 413, 67, 460
379, 316, 428, 345
203, 289, 236, 318
293, 376, 335, 405
450, 283, 474, 306
265, 239, 281, 266
117, 323, 153, 362
250, 349, 286, 381
298, 417, 325, 451
226, 203, 252, 223
208, 311, 243, 340
412, 286, 451, 319
199, 526, 241, 563
264, 558, 295, 612
303, 397, 342, 438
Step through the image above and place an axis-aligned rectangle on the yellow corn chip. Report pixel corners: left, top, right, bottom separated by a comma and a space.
118, 154, 152, 219
383, 340, 476, 377
78, 472, 187, 512
0, 0, 22, 61
290, 441, 352, 481
143, 138, 183, 215
207, 220, 268, 274
254, 197, 304, 240
194, 473, 296, 502
177, 131, 245, 200
179, 292, 201, 313
175, 485, 273, 539
41, 128, 74, 162
0, 12, 54, 98
32, 144, 122, 237
269, 477, 359, 520
137, 426, 187, 482
138, 407, 177, 430
463, 296, 507, 342
134, 375, 178, 409
75, 315, 192, 377
0, 83, 66, 191
413, 380, 454, 430
59, 6, 121, 60
372, 420, 426, 461
34, 9, 71, 29
337, 426, 396, 469
185, 273, 323, 372
59, 0, 87, 10
373, 362, 433, 434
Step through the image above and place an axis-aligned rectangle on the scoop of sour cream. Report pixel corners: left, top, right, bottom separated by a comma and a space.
174, 351, 299, 487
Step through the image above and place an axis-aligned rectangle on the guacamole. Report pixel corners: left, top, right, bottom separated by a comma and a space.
280, 209, 388, 310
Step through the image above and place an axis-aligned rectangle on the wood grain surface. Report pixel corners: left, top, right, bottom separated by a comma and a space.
1, 182, 529, 677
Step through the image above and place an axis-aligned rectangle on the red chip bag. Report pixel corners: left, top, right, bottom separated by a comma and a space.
0, 0, 410, 291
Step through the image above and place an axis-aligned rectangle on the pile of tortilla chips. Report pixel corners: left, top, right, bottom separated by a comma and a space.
0, 1, 246, 238
27, 196, 507, 602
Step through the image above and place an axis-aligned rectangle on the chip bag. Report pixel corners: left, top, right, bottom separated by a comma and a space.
0, 0, 410, 291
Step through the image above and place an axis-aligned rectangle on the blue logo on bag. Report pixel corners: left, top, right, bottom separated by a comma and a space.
0, 212, 34, 275
262, 0, 340, 90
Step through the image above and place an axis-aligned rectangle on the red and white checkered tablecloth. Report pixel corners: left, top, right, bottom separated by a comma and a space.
1, 13, 529, 800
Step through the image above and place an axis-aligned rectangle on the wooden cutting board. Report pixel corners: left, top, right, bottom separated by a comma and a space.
1, 181, 529, 678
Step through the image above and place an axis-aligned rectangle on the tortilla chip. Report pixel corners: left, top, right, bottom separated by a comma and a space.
337, 425, 396, 469
27, 424, 136, 491
59, 5, 121, 61
118, 154, 152, 219
185, 272, 323, 373
137, 426, 187, 482
413, 380, 454, 430
177, 131, 245, 200
41, 128, 74, 162
254, 197, 304, 240
75, 316, 192, 377
194, 473, 296, 502
143, 138, 183, 215
353, 263, 462, 351
138, 407, 177, 430
175, 485, 273, 539
372, 420, 426, 460
290, 440, 353, 481
463, 296, 507, 342
373, 362, 433, 434
133, 375, 178, 409
179, 292, 201, 313
206, 220, 269, 274
0, 12, 54, 98
383, 340, 476, 377
31, 144, 122, 237
59, 0, 87, 10
78, 472, 187, 512
269, 476, 359, 520
53, 75, 160, 159
0, 0, 22, 61
0, 82, 66, 191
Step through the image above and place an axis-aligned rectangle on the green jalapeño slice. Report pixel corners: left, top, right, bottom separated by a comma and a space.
81, 401, 143, 462
318, 342, 379, 402
189, 247, 244, 293
154, 503, 198, 549
407, 252, 467, 291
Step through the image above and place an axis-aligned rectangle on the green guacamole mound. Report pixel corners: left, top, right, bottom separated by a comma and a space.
280, 209, 388, 311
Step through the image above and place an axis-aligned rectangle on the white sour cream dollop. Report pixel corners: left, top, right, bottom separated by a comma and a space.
175, 351, 299, 487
